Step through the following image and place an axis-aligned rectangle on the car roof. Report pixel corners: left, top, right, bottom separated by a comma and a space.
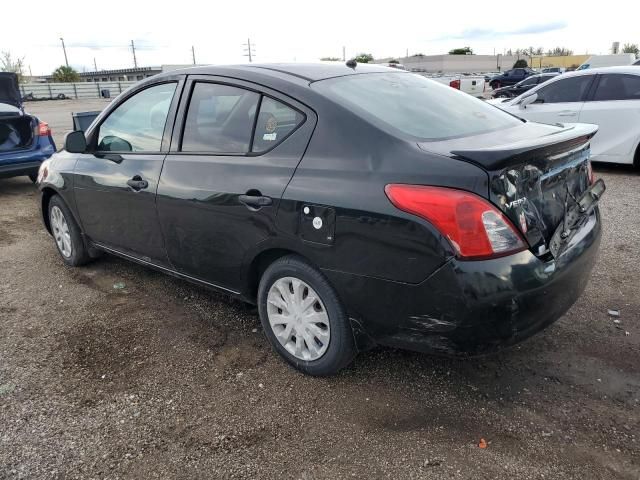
162, 62, 400, 82
564, 66, 640, 76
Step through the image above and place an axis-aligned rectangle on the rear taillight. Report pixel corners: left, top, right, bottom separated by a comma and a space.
37, 122, 51, 136
385, 184, 527, 260
587, 160, 595, 185
449, 79, 461, 90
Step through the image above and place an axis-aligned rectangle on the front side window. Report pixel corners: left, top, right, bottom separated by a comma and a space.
251, 97, 304, 153
182, 83, 259, 153
98, 82, 176, 152
535, 76, 593, 104
312, 73, 521, 141
593, 74, 640, 101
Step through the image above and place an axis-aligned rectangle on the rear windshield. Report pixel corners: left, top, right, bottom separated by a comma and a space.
312, 72, 521, 141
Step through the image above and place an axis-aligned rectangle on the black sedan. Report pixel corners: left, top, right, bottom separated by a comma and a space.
492, 73, 560, 98
37, 63, 605, 375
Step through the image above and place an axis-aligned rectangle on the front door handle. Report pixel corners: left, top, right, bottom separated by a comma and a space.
127, 175, 148, 191
238, 193, 272, 210
558, 111, 577, 117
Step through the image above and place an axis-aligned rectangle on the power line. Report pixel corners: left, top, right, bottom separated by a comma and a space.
242, 38, 255, 63
130, 40, 138, 68
60, 37, 69, 67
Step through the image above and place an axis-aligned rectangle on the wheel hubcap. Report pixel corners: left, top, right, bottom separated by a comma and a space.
50, 206, 72, 258
266, 277, 330, 361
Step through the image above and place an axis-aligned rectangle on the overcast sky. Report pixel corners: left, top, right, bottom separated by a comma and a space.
2, 0, 638, 75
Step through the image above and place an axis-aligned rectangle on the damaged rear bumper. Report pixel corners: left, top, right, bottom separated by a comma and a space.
324, 208, 602, 356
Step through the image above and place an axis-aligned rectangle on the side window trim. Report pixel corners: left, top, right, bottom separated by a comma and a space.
248, 95, 264, 153
85, 78, 184, 154
172, 76, 308, 157
585, 74, 601, 102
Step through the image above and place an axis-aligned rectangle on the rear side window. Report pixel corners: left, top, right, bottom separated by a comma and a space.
182, 83, 259, 153
535, 76, 593, 103
251, 97, 304, 153
98, 82, 176, 152
312, 73, 521, 141
593, 74, 640, 101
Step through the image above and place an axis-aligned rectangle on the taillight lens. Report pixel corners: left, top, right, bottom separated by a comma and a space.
385, 184, 527, 260
37, 122, 51, 136
449, 79, 461, 90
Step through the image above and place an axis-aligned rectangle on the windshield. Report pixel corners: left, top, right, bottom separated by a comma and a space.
312, 73, 521, 141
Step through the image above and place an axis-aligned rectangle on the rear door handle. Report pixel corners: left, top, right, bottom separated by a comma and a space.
238, 193, 272, 209
127, 175, 148, 191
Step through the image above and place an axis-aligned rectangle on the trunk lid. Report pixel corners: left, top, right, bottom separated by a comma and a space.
418, 122, 598, 254
0, 72, 22, 109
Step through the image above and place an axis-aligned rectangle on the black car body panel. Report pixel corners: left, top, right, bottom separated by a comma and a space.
324, 208, 600, 355
38, 64, 603, 356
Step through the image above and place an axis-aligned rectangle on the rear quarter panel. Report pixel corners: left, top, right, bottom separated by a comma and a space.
274, 102, 489, 284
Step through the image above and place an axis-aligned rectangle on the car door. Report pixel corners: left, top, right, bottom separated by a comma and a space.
156, 76, 316, 292
517, 74, 594, 125
74, 78, 183, 264
577, 73, 640, 164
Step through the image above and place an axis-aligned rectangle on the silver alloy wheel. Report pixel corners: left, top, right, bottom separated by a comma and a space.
266, 276, 331, 361
50, 205, 72, 258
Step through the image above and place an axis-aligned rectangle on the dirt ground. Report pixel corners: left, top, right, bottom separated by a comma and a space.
1, 101, 639, 479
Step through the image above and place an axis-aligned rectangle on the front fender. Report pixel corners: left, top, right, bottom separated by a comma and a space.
37, 151, 79, 234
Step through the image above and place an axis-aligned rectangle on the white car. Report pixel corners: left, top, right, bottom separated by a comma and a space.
487, 67, 640, 165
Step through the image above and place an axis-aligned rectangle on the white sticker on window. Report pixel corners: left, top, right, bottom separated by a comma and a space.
262, 132, 277, 141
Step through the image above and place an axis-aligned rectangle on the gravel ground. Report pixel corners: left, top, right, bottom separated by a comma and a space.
1, 101, 639, 479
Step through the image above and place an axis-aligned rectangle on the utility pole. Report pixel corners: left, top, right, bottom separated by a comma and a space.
192, 46, 196, 65
130, 40, 138, 68
242, 38, 255, 63
60, 37, 69, 67
342, 46, 346, 61
406, 48, 408, 58
93, 58, 98, 71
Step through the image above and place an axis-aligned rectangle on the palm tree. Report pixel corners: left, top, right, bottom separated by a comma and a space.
52, 65, 80, 83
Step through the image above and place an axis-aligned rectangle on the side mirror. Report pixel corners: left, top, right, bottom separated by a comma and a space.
64, 130, 87, 153
519, 93, 538, 109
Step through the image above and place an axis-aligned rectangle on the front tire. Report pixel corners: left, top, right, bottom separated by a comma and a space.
258, 255, 356, 376
48, 195, 91, 267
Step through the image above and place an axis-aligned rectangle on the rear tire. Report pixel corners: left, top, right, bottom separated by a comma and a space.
258, 255, 356, 376
48, 195, 91, 267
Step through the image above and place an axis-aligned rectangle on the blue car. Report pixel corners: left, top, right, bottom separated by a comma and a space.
0, 72, 56, 182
